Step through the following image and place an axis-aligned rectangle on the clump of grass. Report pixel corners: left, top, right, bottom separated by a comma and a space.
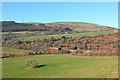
26, 60, 39, 69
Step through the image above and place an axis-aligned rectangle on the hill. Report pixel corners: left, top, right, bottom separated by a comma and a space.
1, 21, 117, 33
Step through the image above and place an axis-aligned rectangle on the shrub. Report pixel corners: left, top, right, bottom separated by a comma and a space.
108, 41, 114, 44
75, 50, 79, 54
113, 44, 118, 48
61, 27, 72, 32
4, 38, 8, 41
88, 45, 92, 50
2, 53, 7, 58
26, 60, 39, 69
2, 53, 16, 58
61, 36, 66, 39
16, 40, 23, 44
59, 45, 63, 48
66, 44, 70, 48
84, 39, 89, 44
9, 54, 16, 57
29, 51, 37, 55
71, 46, 75, 49
26, 40, 32, 44
61, 50, 71, 54
79, 44, 87, 50
95, 45, 99, 48
74, 46, 77, 49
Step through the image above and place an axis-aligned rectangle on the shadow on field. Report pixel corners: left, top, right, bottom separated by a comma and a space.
37, 64, 47, 68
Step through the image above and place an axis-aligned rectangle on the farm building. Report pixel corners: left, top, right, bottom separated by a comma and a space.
49, 47, 61, 51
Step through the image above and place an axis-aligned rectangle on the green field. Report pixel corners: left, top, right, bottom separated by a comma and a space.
73, 28, 103, 32
2, 55, 118, 78
23, 30, 116, 41
2, 31, 35, 34
2, 47, 30, 55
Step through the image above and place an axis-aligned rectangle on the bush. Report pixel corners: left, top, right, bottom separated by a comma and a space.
29, 51, 35, 55
9, 54, 16, 57
2, 53, 7, 58
79, 44, 87, 50
74, 46, 77, 49
26, 60, 39, 69
26, 40, 32, 44
59, 45, 63, 48
84, 39, 89, 44
61, 50, 71, 54
75, 50, 79, 54
95, 45, 99, 48
61, 36, 66, 39
113, 44, 118, 48
2, 53, 16, 58
88, 45, 92, 50
16, 40, 23, 44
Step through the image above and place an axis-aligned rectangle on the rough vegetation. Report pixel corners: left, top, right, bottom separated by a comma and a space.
26, 60, 39, 69
1, 21, 119, 58
2, 31, 119, 58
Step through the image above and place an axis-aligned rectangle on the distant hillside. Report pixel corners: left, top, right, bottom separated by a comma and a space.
46, 22, 117, 32
1, 21, 117, 32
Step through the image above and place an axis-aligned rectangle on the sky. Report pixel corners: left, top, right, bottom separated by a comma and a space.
2, 2, 118, 28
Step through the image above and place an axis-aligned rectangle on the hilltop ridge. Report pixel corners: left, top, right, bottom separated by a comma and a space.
1, 21, 117, 32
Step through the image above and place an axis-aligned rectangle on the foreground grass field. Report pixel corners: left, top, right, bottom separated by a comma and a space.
2, 47, 30, 55
2, 55, 118, 78
23, 30, 116, 41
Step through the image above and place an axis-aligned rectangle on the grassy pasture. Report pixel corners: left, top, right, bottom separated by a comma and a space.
52, 22, 103, 27
2, 55, 118, 78
23, 30, 116, 41
73, 28, 103, 32
2, 47, 30, 55
2, 31, 35, 34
